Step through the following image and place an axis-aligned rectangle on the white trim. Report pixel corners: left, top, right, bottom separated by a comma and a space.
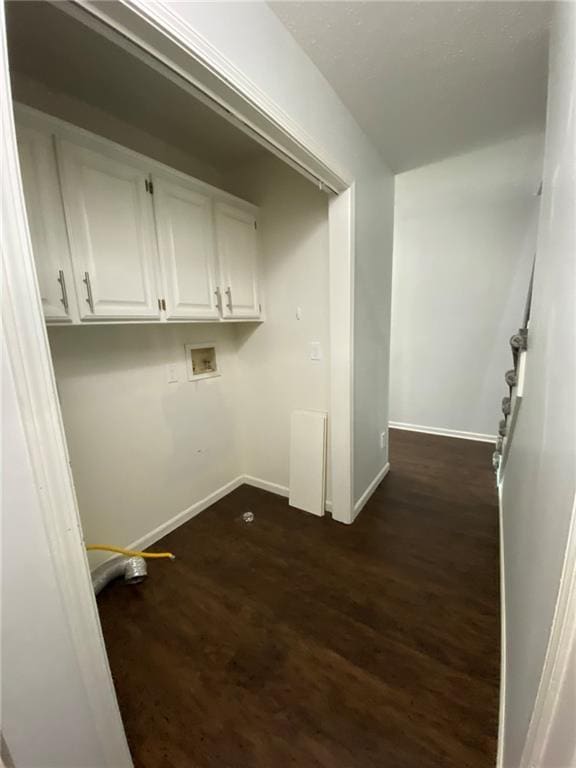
519, 495, 576, 768
353, 463, 390, 521
389, 422, 496, 444
496, 483, 507, 768
243, 475, 290, 499
0, 5, 132, 764
329, 187, 355, 523
243, 475, 333, 513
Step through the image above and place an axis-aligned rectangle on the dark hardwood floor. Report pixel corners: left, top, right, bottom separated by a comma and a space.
98, 429, 500, 768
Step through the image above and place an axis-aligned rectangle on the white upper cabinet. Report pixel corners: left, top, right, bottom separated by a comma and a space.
57, 138, 160, 320
153, 172, 220, 320
16, 125, 77, 322
215, 202, 261, 319
14, 106, 263, 326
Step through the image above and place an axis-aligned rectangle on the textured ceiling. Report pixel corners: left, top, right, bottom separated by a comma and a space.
271, 1, 551, 172
6, 1, 265, 171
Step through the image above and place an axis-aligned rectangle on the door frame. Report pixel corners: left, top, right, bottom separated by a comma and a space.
1, 1, 356, 764
1, 4, 131, 764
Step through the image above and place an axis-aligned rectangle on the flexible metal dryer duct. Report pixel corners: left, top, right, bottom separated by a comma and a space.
92, 556, 147, 595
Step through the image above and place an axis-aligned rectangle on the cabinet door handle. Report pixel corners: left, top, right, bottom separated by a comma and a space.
225, 286, 233, 312
83, 271, 95, 313
57, 269, 69, 313
214, 286, 223, 314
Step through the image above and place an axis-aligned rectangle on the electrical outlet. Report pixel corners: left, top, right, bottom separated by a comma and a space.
167, 363, 179, 384
380, 432, 386, 450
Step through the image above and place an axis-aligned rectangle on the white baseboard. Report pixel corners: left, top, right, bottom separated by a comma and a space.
242, 474, 333, 512
242, 475, 289, 498
389, 421, 495, 444
496, 484, 507, 768
352, 463, 390, 522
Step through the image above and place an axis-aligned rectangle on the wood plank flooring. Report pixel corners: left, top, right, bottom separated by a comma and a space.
98, 429, 500, 768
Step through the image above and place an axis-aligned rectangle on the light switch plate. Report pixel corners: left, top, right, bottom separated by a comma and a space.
309, 342, 322, 361
167, 363, 179, 384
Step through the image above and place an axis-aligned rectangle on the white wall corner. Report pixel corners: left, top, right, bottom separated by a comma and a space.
352, 463, 390, 523
127, 477, 245, 556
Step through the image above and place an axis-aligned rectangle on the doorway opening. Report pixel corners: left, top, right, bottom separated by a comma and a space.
3, 1, 355, 763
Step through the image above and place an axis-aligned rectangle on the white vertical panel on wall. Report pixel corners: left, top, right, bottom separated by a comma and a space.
289, 409, 327, 516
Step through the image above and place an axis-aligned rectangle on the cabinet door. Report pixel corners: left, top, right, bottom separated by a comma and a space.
57, 139, 160, 320
215, 202, 261, 319
153, 173, 219, 320
16, 126, 76, 322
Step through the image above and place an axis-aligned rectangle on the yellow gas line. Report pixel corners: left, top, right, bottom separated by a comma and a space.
86, 544, 175, 560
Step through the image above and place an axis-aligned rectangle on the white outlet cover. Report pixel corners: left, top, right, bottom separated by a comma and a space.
167, 363, 179, 384
309, 342, 322, 361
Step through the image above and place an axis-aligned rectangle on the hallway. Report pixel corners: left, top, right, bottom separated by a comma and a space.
98, 429, 500, 768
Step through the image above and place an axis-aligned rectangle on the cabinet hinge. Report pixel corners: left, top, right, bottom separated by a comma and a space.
145, 179, 154, 194
161, 298, 166, 311
254, 221, 257, 230
158, 298, 162, 311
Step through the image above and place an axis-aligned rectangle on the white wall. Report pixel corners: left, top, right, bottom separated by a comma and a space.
49, 323, 242, 568
354, 169, 395, 499
2, 332, 111, 767
500, 3, 576, 765
226, 156, 330, 494
389, 133, 544, 438
537, 622, 576, 767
